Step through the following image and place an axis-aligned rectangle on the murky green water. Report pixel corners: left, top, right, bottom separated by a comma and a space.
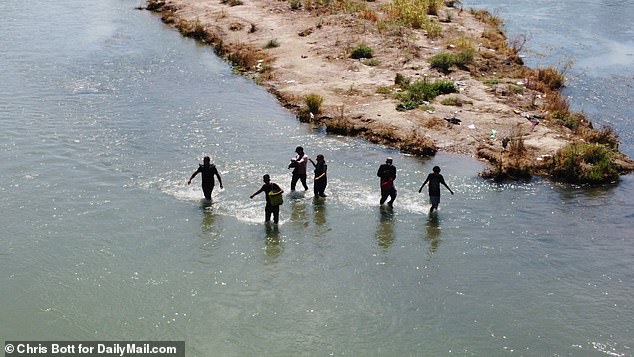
1, 0, 632, 356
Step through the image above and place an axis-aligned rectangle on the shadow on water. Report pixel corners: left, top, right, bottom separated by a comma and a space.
375, 206, 395, 250
425, 212, 441, 254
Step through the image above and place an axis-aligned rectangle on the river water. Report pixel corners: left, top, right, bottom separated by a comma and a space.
1, 0, 632, 356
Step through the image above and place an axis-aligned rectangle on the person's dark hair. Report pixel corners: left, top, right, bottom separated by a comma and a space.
295, 146, 304, 154
433, 166, 441, 173
263, 174, 271, 182
316, 154, 324, 161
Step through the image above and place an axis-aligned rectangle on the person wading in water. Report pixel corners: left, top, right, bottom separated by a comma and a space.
188, 156, 223, 200
377, 157, 397, 207
289, 146, 309, 191
309, 154, 328, 198
419, 165, 454, 213
250, 174, 284, 224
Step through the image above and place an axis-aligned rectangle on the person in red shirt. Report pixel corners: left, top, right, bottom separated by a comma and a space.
377, 157, 397, 207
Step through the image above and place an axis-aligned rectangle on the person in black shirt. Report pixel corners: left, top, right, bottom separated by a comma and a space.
377, 157, 397, 207
419, 166, 454, 213
250, 174, 284, 224
309, 154, 328, 198
188, 156, 223, 200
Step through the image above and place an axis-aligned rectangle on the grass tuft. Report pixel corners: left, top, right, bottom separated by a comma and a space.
396, 79, 457, 111
429, 49, 474, 73
350, 43, 374, 59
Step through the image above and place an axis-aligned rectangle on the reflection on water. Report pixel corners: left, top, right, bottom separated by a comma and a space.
201, 209, 216, 232
425, 213, 441, 254
375, 207, 395, 250
289, 198, 309, 228
264, 224, 283, 261
312, 198, 327, 226
311, 198, 330, 242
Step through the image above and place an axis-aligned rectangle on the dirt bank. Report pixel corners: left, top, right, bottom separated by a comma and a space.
143, 0, 634, 182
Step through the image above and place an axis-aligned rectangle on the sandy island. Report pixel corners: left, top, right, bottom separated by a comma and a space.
143, 0, 634, 181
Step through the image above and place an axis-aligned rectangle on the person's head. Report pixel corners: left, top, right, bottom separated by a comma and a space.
433, 166, 441, 173
316, 154, 324, 162
386, 157, 393, 165
203, 156, 211, 166
263, 174, 271, 183
295, 146, 304, 155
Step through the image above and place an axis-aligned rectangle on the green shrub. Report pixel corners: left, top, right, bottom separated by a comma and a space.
425, 21, 442, 39
429, 49, 474, 73
431, 80, 458, 94
429, 52, 455, 73
351, 43, 374, 59
552, 143, 619, 184
454, 48, 475, 67
396, 79, 457, 111
305, 93, 324, 114
363, 58, 380, 66
441, 96, 462, 106
552, 111, 584, 131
